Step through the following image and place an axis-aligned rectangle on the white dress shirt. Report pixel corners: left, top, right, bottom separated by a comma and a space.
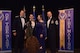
21, 17, 25, 28
47, 17, 52, 28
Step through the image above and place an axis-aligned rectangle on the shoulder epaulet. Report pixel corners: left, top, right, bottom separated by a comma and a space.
15, 16, 19, 18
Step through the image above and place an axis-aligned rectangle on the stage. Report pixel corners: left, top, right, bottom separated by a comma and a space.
0, 49, 79, 53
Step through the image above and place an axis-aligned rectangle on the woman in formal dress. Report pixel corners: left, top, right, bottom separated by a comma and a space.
24, 14, 40, 53
35, 14, 47, 53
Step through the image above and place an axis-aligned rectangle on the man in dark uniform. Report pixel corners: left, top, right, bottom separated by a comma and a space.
47, 11, 58, 53
12, 10, 26, 53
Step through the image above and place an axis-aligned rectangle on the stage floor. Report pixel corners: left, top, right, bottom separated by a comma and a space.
46, 49, 79, 53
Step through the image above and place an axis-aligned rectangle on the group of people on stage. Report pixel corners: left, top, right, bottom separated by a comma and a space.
12, 10, 59, 53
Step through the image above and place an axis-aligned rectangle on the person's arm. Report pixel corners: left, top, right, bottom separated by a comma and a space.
12, 18, 17, 36
40, 23, 47, 39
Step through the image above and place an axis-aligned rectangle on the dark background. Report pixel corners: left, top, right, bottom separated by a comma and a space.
0, 0, 80, 49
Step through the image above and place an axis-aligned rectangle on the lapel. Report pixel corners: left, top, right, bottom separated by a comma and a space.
19, 16, 22, 28
50, 18, 53, 25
